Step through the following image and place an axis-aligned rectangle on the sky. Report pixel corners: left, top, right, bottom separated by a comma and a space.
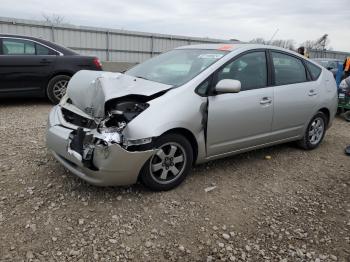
0, 0, 349, 51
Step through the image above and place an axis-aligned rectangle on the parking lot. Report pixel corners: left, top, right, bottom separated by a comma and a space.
0, 99, 349, 261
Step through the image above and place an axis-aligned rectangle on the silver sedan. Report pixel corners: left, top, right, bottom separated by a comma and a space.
46, 44, 338, 190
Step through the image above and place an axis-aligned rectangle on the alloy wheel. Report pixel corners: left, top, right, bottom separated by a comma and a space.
308, 117, 325, 145
149, 142, 187, 184
52, 80, 68, 101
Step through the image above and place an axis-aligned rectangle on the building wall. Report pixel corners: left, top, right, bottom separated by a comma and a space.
2, 17, 349, 63
0, 17, 229, 63
309, 50, 350, 61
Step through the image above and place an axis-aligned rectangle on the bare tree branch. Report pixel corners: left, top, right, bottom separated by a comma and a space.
42, 13, 66, 26
249, 38, 295, 50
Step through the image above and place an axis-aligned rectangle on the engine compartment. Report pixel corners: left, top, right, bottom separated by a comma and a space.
99, 100, 149, 133
97, 93, 166, 136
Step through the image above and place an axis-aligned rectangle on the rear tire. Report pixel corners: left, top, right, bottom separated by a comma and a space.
297, 112, 327, 150
47, 75, 71, 104
140, 133, 193, 191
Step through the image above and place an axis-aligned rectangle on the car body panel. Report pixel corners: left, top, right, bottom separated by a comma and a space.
46, 44, 338, 187
0, 54, 56, 95
207, 87, 274, 156
271, 80, 320, 139
66, 70, 172, 118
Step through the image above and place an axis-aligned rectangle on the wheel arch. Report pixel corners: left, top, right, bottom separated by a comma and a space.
50, 70, 74, 77
161, 128, 199, 165
318, 107, 330, 127
47, 71, 74, 84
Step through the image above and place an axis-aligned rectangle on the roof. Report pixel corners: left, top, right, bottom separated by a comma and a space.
176, 43, 317, 61
176, 43, 294, 52
177, 43, 245, 51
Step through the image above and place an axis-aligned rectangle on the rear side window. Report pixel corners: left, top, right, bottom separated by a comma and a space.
2, 39, 35, 55
306, 61, 322, 80
271, 52, 307, 85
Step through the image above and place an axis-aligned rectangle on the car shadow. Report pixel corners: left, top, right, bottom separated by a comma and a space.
0, 97, 51, 107
51, 142, 296, 197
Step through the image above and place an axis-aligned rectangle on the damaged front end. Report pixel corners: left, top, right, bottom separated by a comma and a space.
62, 95, 156, 169
98, 97, 154, 148
47, 100, 156, 186
46, 71, 171, 186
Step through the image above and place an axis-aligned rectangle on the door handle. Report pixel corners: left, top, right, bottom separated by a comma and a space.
308, 89, 318, 96
260, 97, 272, 105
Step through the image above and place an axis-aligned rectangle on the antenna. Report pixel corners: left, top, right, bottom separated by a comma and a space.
269, 29, 279, 44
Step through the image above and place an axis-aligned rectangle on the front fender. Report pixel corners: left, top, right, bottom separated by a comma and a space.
123, 120, 201, 140
121, 88, 207, 163
123, 120, 207, 164
121, 87, 206, 140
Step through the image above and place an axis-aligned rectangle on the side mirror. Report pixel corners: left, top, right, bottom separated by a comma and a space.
327, 66, 333, 70
215, 79, 241, 94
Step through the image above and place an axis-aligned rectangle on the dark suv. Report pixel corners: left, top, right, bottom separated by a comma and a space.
0, 34, 102, 103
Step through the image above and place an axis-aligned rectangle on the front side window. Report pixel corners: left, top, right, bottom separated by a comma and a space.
126, 49, 228, 86
2, 39, 35, 55
216, 51, 267, 91
196, 78, 211, 96
272, 52, 307, 85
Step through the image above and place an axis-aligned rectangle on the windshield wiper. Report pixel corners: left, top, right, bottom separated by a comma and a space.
134, 75, 150, 81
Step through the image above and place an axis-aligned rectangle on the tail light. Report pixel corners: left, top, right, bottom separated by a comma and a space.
93, 57, 102, 69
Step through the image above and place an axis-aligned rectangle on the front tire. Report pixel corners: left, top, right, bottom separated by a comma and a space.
47, 75, 71, 104
140, 133, 193, 191
297, 112, 327, 150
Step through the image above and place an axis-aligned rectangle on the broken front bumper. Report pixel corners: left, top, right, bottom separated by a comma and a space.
46, 106, 155, 186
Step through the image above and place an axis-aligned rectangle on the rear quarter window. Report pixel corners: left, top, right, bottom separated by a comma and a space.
306, 61, 322, 80
36, 43, 56, 55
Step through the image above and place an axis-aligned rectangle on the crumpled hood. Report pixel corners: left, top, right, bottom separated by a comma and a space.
66, 70, 172, 118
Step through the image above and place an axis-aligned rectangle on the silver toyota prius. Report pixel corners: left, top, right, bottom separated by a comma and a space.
46, 44, 338, 190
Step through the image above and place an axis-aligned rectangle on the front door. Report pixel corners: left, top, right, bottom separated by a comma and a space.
207, 51, 274, 157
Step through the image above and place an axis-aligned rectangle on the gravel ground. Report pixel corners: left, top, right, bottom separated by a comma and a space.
0, 98, 349, 262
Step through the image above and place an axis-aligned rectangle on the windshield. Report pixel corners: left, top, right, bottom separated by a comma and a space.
126, 49, 228, 86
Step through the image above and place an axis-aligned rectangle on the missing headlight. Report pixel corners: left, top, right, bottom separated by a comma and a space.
99, 100, 149, 133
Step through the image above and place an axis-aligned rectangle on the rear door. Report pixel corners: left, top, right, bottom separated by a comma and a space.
0, 37, 56, 94
270, 51, 320, 139
206, 50, 274, 157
